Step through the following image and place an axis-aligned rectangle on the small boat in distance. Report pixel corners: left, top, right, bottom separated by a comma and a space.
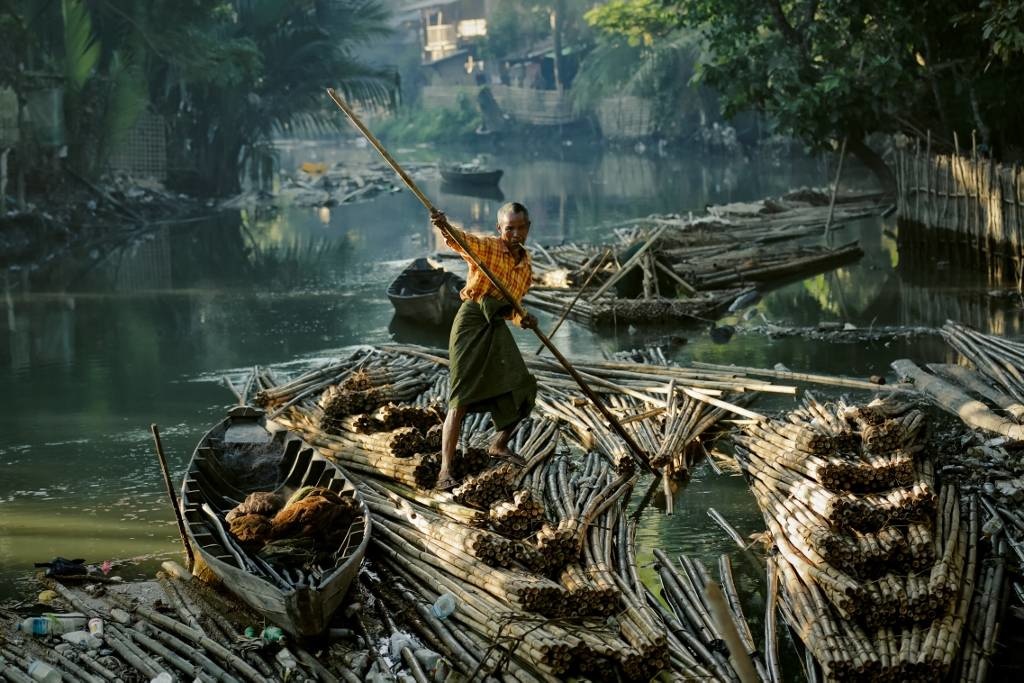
440, 164, 504, 187
440, 179, 505, 202
180, 406, 370, 636
387, 258, 466, 327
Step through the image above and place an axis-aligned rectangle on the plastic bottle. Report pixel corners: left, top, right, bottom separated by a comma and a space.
27, 660, 62, 683
429, 593, 457, 620
17, 613, 88, 635
260, 626, 284, 643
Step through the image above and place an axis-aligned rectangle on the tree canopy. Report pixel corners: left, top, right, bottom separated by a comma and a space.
2, 0, 397, 196
586, 0, 1024, 187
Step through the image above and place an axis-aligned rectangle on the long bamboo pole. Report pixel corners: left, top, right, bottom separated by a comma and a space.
151, 424, 195, 572
326, 88, 651, 473
535, 247, 611, 355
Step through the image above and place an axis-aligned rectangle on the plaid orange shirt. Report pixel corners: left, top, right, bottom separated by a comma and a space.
442, 226, 533, 326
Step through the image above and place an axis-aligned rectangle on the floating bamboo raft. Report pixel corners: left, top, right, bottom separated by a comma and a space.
523, 191, 882, 328
241, 344, 799, 680
891, 320, 1024, 635
736, 393, 1005, 681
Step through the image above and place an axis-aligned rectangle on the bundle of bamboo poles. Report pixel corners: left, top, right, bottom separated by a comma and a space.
524, 287, 745, 327
941, 320, 1024, 407
669, 242, 865, 290
489, 489, 545, 538
251, 345, 769, 680
738, 392, 990, 681
531, 193, 880, 296
654, 549, 769, 682
344, 403, 443, 434
319, 367, 437, 424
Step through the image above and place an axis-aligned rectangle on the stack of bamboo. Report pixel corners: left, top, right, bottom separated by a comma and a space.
524, 193, 882, 329
489, 489, 545, 538
738, 394, 981, 680
940, 320, 1024, 416
524, 286, 747, 327
1, 568, 370, 683
319, 366, 437, 427
654, 550, 769, 682
252, 345, 763, 681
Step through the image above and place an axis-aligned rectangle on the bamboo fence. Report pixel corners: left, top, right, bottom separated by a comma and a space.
896, 136, 1024, 267
420, 85, 576, 126
595, 95, 656, 140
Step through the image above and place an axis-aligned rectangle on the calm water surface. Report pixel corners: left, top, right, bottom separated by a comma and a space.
2, 142, 1019, 642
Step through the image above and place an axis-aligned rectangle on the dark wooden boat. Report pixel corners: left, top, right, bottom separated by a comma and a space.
387, 257, 465, 326
440, 166, 504, 187
440, 179, 505, 202
180, 406, 369, 636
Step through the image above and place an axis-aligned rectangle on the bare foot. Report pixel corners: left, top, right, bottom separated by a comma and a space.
435, 472, 458, 492
487, 447, 525, 467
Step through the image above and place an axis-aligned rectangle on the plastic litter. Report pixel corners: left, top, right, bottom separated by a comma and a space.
62, 631, 103, 649
276, 648, 298, 671
27, 660, 61, 683
261, 626, 284, 643
17, 613, 87, 635
108, 608, 131, 624
388, 631, 414, 659
33, 557, 87, 577
430, 593, 457, 620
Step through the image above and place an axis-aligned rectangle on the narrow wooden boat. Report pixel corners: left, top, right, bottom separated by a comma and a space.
180, 406, 370, 636
387, 257, 465, 326
440, 179, 505, 201
439, 166, 504, 187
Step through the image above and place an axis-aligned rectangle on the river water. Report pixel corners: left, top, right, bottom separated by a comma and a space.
1, 142, 1019, 657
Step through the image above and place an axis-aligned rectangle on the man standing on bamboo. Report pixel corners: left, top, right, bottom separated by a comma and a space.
430, 202, 538, 491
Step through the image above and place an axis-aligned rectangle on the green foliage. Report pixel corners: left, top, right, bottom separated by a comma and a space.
142, 0, 398, 195
584, 0, 680, 46
575, 3, 712, 138
61, 0, 100, 93
376, 94, 481, 145
590, 0, 1024, 173
97, 51, 148, 164
482, 2, 550, 61
964, 0, 1024, 62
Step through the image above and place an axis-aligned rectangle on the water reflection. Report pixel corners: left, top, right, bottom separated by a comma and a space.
440, 180, 505, 202
1, 142, 1021, 601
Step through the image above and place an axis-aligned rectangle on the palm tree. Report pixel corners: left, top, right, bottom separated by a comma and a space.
147, 0, 398, 196
572, 26, 717, 140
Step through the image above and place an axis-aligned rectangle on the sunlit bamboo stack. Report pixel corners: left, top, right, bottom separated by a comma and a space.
526, 193, 882, 329
251, 345, 763, 681
738, 394, 984, 681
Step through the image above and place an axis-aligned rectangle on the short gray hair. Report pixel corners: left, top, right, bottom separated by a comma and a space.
497, 202, 530, 226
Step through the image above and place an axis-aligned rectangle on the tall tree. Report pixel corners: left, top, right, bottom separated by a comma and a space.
132, 0, 397, 196
587, 0, 1024, 188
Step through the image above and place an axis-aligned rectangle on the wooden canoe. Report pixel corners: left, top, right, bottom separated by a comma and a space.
387, 257, 465, 327
439, 166, 504, 187
180, 406, 370, 636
